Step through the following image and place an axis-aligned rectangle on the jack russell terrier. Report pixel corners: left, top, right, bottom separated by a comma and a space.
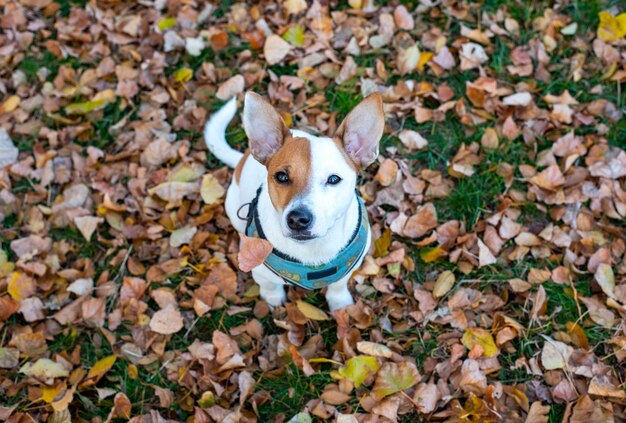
204, 92, 384, 311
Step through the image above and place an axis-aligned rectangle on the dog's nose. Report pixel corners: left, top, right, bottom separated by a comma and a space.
287, 208, 313, 231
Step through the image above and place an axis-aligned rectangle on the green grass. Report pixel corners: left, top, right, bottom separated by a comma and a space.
49, 227, 105, 260
256, 364, 336, 420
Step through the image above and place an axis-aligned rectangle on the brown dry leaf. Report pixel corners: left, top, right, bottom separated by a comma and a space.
374, 158, 398, 186
398, 129, 428, 151
525, 401, 550, 423
403, 203, 438, 238
148, 181, 198, 202
477, 238, 497, 267
216, 75, 245, 100
459, 359, 487, 395
433, 270, 455, 298
541, 336, 573, 370
530, 164, 565, 191
481, 127, 499, 149
264, 34, 292, 65
152, 385, 174, 408
149, 306, 184, 335
397, 44, 420, 75
356, 341, 394, 358
238, 234, 273, 272
73, 216, 104, 242
296, 300, 330, 321
594, 263, 615, 299
393, 5, 414, 30
0, 129, 19, 168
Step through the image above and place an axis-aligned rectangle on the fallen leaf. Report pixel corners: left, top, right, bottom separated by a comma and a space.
356, 341, 394, 358
433, 270, 455, 298
597, 12, 626, 42
335, 355, 380, 387
541, 336, 573, 370
149, 306, 184, 335
86, 355, 117, 383
73, 216, 104, 242
397, 44, 420, 75
374, 158, 398, 186
398, 129, 428, 150
170, 226, 197, 248
296, 300, 330, 321
525, 401, 550, 423
264, 34, 292, 65
238, 234, 273, 272
462, 327, 498, 357
20, 359, 69, 379
216, 75, 245, 100
0, 129, 18, 168
595, 263, 615, 299
372, 361, 420, 400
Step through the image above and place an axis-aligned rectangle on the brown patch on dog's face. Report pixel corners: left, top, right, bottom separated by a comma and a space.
234, 149, 250, 184
266, 137, 311, 211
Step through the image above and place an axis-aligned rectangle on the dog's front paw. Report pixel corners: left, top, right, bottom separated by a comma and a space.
259, 285, 287, 309
326, 281, 354, 311
327, 294, 354, 312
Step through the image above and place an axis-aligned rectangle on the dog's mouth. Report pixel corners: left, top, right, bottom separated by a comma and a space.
290, 233, 316, 241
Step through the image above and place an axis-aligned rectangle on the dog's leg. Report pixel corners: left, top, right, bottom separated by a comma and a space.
252, 266, 286, 308
325, 278, 354, 311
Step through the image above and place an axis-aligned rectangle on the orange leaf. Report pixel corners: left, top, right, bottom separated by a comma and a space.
238, 235, 273, 272
566, 322, 589, 350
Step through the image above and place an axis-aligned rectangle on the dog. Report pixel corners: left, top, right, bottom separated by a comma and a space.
204, 92, 384, 311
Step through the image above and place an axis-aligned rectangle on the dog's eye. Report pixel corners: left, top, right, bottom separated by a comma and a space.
326, 175, 342, 185
275, 171, 290, 184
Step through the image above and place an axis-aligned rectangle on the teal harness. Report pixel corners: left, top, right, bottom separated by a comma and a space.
244, 187, 370, 290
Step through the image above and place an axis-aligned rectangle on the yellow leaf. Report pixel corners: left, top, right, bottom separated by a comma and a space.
8, 272, 33, 302
597, 11, 626, 42
461, 328, 498, 357
201, 174, 226, 205
64, 98, 107, 115
42, 384, 65, 403
1, 95, 20, 113
372, 361, 420, 400
87, 355, 116, 382
157, 17, 176, 31
198, 391, 215, 408
282, 25, 305, 47
373, 228, 391, 258
419, 246, 446, 263
173, 68, 193, 84
417, 51, 434, 70
296, 300, 330, 321
127, 364, 138, 380
334, 355, 379, 387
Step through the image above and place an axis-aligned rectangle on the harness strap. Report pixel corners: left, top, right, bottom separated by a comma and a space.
244, 187, 369, 290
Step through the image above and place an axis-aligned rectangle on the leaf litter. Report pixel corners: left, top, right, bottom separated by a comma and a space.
0, 0, 626, 422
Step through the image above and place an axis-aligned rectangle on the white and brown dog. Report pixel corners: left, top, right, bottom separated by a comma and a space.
204, 92, 384, 311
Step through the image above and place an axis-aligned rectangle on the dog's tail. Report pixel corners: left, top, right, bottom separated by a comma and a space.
204, 97, 242, 168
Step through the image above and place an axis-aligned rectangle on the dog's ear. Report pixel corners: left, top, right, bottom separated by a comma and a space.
335, 93, 384, 169
243, 92, 289, 164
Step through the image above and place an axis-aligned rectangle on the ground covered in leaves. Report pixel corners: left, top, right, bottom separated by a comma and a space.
1, 0, 626, 421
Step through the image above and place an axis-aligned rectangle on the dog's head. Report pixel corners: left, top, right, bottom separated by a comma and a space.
243, 92, 384, 241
